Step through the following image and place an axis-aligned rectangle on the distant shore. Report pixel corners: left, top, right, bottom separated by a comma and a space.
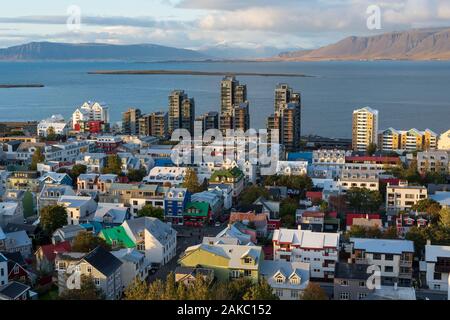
87, 70, 312, 77
0, 84, 44, 88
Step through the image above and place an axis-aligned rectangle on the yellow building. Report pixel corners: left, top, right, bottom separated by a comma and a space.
352, 107, 379, 152
378, 128, 438, 152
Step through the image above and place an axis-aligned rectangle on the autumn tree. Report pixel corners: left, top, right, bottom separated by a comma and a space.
182, 168, 203, 194
71, 231, 111, 253
243, 279, 279, 300
137, 205, 164, 220
439, 207, 450, 229
366, 143, 377, 156
40, 205, 68, 234
30, 147, 45, 170
102, 154, 123, 175
301, 282, 328, 300
239, 185, 270, 206
59, 276, 104, 300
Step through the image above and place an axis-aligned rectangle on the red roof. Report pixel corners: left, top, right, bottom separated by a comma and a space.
302, 211, 325, 218
346, 213, 381, 227
327, 211, 338, 218
345, 156, 399, 164
306, 191, 323, 200
40, 241, 71, 262
380, 178, 400, 186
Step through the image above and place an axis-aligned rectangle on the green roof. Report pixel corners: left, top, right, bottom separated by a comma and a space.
183, 201, 209, 217
99, 226, 135, 248
210, 167, 244, 181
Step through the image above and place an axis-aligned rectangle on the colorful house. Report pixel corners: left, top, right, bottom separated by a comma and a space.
99, 226, 135, 250
183, 202, 210, 227
210, 167, 244, 200
164, 187, 190, 225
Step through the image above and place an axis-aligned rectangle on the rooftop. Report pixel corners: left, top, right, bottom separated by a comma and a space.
351, 238, 414, 254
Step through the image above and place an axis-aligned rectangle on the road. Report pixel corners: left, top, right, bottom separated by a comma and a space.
147, 223, 225, 283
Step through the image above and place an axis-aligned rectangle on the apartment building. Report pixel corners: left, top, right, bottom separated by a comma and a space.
168, 90, 195, 135
386, 181, 428, 213
378, 128, 438, 152
37, 114, 69, 137
334, 262, 374, 300
338, 166, 380, 192
438, 129, 450, 150
139, 112, 168, 138
57, 195, 97, 225
6, 171, 40, 192
195, 112, 219, 134
232, 102, 250, 132
100, 183, 167, 216
352, 107, 379, 152
349, 238, 414, 287
417, 151, 449, 174
423, 244, 450, 292
122, 108, 142, 135
276, 161, 308, 176
72, 101, 109, 129
44, 140, 93, 163
272, 228, 340, 280
143, 166, 187, 186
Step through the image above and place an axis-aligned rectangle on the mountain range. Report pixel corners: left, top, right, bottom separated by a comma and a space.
1, 27, 450, 61
0, 42, 209, 61
273, 27, 450, 61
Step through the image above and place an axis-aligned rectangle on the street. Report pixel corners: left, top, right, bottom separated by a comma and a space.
147, 222, 226, 283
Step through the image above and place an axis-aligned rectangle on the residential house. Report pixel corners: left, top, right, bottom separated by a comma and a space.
423, 245, 450, 292
55, 246, 122, 300
37, 184, 76, 213
386, 181, 428, 213
210, 167, 245, 201
34, 241, 71, 274
208, 222, 253, 245
76, 153, 107, 173
179, 243, 263, 282
346, 214, 382, 231
85, 203, 130, 227
260, 260, 310, 300
296, 211, 325, 232
272, 228, 340, 280
121, 217, 177, 268
0, 202, 23, 229
276, 161, 308, 176
52, 225, 86, 244
208, 184, 233, 210
38, 172, 73, 186
0, 281, 31, 300
229, 212, 268, 238
183, 202, 210, 227
143, 166, 187, 186
0, 231, 32, 259
0, 252, 33, 284
164, 187, 190, 225
417, 151, 449, 175
6, 171, 40, 192
349, 238, 414, 287
57, 195, 97, 225
0, 253, 7, 286
111, 248, 147, 290
44, 140, 93, 163
191, 190, 223, 218
174, 267, 214, 286
333, 262, 374, 300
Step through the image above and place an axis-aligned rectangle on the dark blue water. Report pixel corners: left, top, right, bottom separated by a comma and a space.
0, 60, 449, 138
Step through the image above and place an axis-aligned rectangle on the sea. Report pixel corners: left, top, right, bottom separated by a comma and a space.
0, 60, 449, 138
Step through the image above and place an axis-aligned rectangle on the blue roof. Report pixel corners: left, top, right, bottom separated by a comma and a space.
80, 222, 103, 234
287, 152, 313, 164
155, 158, 175, 167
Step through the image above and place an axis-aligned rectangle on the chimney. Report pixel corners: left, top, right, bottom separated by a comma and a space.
427, 240, 431, 246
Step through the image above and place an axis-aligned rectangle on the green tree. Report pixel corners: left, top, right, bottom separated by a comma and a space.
127, 168, 147, 182
346, 188, 382, 213
382, 226, 398, 239
71, 164, 87, 181
46, 126, 57, 141
59, 276, 104, 300
102, 155, 122, 175
124, 278, 150, 300
30, 147, 45, 170
71, 231, 111, 253
301, 282, 328, 300
137, 205, 164, 220
366, 143, 377, 156
40, 205, 68, 234
240, 185, 270, 206
405, 226, 427, 257
243, 279, 279, 300
182, 168, 203, 193
22, 190, 35, 218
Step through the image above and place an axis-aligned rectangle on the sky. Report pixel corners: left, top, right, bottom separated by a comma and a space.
1, 0, 450, 54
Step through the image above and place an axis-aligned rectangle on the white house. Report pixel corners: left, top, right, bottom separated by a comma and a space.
37, 115, 69, 137
272, 228, 339, 280
276, 161, 309, 176
143, 166, 187, 186
57, 195, 97, 225
112, 248, 147, 290
121, 217, 177, 269
72, 101, 109, 129
0, 252, 8, 286
424, 244, 450, 292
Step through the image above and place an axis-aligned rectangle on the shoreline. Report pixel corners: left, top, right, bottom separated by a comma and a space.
0, 84, 44, 88
87, 70, 312, 77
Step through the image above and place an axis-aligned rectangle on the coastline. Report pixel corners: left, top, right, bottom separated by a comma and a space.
87, 69, 312, 77
0, 84, 44, 88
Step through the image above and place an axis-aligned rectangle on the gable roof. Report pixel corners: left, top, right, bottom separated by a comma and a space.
82, 246, 122, 277
100, 226, 135, 248
184, 202, 209, 217
38, 241, 71, 262
0, 281, 30, 300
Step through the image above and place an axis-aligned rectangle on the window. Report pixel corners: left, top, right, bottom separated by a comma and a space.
94, 278, 101, 286
340, 280, 349, 286
276, 276, 284, 284
244, 270, 252, 277
358, 293, 367, 300
373, 253, 382, 260
359, 281, 366, 288
339, 292, 350, 300
231, 270, 240, 279
87, 266, 92, 273
434, 272, 442, 280
385, 254, 394, 261
434, 284, 441, 290
243, 257, 252, 264
14, 265, 19, 274
384, 266, 394, 273
291, 290, 299, 299
276, 289, 283, 297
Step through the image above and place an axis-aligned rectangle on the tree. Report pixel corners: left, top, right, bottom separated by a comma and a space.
439, 207, 450, 229
71, 164, 87, 181
46, 126, 57, 141
124, 278, 150, 300
22, 190, 35, 218
382, 226, 398, 239
182, 168, 203, 193
59, 276, 104, 300
243, 279, 279, 300
405, 226, 427, 257
137, 205, 164, 220
127, 168, 147, 182
239, 185, 269, 206
366, 143, 377, 156
301, 282, 328, 300
30, 147, 45, 170
71, 232, 110, 253
102, 154, 122, 175
40, 205, 68, 234
346, 188, 382, 213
